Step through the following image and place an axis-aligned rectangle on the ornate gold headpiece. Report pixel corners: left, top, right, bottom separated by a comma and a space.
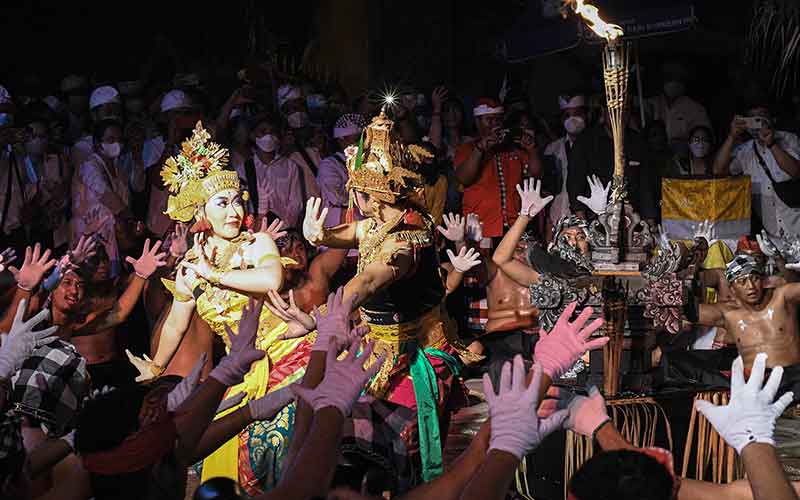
345, 110, 433, 205
161, 122, 241, 222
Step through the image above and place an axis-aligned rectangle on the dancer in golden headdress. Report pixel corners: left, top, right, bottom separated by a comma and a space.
126, 122, 313, 495
274, 109, 477, 490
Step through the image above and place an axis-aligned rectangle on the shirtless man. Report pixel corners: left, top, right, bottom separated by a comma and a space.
436, 212, 538, 381
699, 253, 800, 371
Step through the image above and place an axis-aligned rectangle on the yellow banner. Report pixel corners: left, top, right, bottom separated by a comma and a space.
661, 177, 751, 222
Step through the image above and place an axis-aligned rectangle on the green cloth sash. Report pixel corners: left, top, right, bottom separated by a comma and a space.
410, 347, 462, 482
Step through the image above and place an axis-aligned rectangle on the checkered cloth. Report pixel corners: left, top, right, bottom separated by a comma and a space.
11, 340, 88, 437
0, 412, 23, 461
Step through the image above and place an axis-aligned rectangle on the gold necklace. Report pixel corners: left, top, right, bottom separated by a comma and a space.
357, 213, 405, 273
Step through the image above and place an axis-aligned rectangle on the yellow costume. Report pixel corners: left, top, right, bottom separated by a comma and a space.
159, 123, 314, 494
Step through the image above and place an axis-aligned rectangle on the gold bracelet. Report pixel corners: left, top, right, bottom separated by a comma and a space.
207, 269, 224, 285
149, 362, 166, 378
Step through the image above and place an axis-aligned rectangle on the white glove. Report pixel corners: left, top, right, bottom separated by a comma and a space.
248, 386, 296, 420
303, 197, 328, 246
516, 178, 554, 218
483, 356, 568, 460
576, 175, 611, 215
447, 247, 482, 273
60, 429, 76, 451
695, 353, 794, 454
465, 213, 483, 243
657, 225, 671, 250
693, 220, 716, 246
167, 353, 207, 411
756, 230, 781, 258
0, 299, 59, 378
436, 213, 465, 242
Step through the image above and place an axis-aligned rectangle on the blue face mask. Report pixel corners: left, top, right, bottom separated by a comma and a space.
0, 113, 13, 127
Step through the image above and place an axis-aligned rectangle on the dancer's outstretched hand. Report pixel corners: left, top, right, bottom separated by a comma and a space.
291, 339, 384, 417
266, 289, 316, 340
483, 357, 568, 459
534, 302, 607, 379
695, 353, 794, 454
303, 197, 328, 245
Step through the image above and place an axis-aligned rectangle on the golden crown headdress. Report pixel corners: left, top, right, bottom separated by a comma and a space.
345, 110, 433, 205
161, 122, 241, 222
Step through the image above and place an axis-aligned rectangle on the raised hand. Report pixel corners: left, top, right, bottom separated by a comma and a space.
69, 234, 99, 268
303, 197, 328, 245
693, 219, 716, 246
657, 225, 671, 250
266, 289, 316, 340
436, 213, 465, 243
248, 386, 295, 420
209, 297, 266, 386
0, 299, 59, 378
576, 175, 611, 216
0, 248, 17, 273
126, 238, 167, 279
167, 353, 207, 411
259, 218, 288, 241
168, 223, 189, 258
695, 353, 794, 454
465, 213, 483, 242
291, 339, 385, 417
431, 86, 448, 114
311, 287, 358, 352
180, 235, 215, 282
9, 244, 57, 291
564, 386, 611, 437
516, 178, 554, 218
483, 357, 568, 459
534, 302, 607, 380
447, 246, 482, 273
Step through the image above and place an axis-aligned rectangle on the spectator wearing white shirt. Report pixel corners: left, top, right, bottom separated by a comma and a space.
714, 101, 800, 238
237, 114, 304, 229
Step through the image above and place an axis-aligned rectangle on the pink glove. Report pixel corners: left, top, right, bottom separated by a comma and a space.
483, 356, 568, 460
291, 339, 384, 417
312, 287, 358, 352
534, 302, 607, 379
248, 386, 296, 420
167, 353, 207, 411
565, 386, 611, 437
209, 298, 266, 386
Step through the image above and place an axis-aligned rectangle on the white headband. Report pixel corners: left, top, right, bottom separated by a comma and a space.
558, 95, 586, 110
473, 104, 504, 117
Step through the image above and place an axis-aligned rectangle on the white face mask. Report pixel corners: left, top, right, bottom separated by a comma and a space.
101, 142, 121, 158
287, 111, 309, 129
564, 116, 586, 135
689, 141, 711, 158
255, 133, 280, 153
663, 81, 686, 99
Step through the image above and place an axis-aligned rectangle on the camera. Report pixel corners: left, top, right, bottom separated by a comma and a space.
494, 127, 524, 150
736, 115, 771, 134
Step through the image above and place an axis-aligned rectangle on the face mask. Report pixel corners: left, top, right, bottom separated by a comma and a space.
287, 111, 309, 129
0, 113, 14, 127
689, 141, 711, 158
255, 133, 279, 153
101, 142, 121, 158
564, 116, 586, 135
663, 81, 686, 98
25, 137, 47, 156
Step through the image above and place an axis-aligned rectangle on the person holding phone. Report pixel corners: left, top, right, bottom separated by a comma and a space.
713, 99, 800, 238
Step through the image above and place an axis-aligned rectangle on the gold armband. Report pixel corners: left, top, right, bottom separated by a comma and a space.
207, 269, 225, 285
149, 362, 166, 378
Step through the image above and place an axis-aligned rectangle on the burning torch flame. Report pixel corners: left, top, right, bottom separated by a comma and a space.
571, 0, 623, 41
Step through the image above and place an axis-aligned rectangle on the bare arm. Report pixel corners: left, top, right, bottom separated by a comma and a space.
443, 264, 466, 296
741, 443, 799, 500
151, 298, 196, 367
342, 248, 413, 309
172, 377, 228, 466
75, 275, 147, 334
189, 405, 252, 463
770, 142, 800, 178
313, 222, 360, 249
492, 214, 539, 286
262, 407, 346, 499
712, 135, 737, 175
698, 303, 726, 329
781, 282, 800, 305
0, 287, 33, 332
455, 146, 486, 187
27, 438, 73, 478
459, 450, 520, 500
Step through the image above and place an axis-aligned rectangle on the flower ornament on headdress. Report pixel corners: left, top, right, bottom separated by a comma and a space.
161, 122, 243, 222
345, 109, 433, 205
